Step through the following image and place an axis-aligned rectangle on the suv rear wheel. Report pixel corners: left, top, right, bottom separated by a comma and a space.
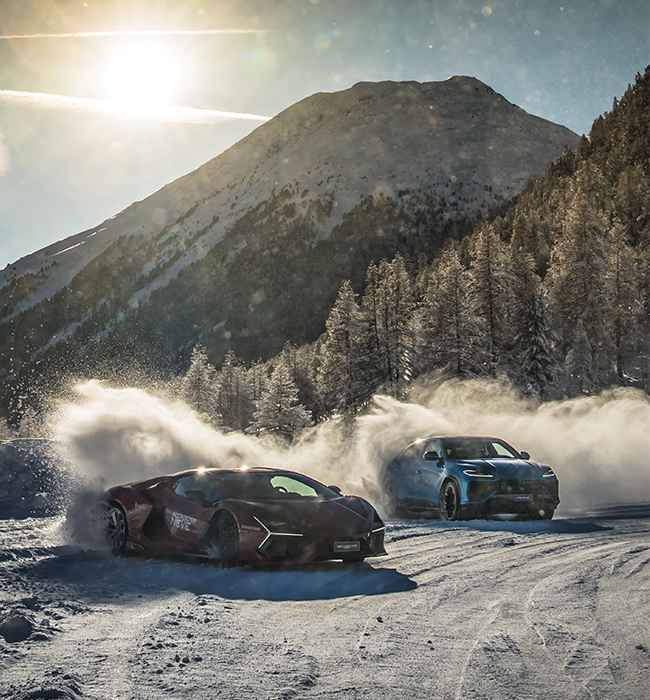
439, 480, 461, 521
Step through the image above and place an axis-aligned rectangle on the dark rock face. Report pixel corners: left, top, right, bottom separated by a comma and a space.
0, 440, 71, 519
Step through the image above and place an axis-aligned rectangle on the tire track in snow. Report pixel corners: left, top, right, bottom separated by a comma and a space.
1, 516, 648, 699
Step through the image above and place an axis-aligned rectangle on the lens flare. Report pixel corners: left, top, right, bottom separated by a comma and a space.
102, 44, 178, 113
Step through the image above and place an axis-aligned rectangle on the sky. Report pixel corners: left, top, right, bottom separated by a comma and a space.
1, 0, 649, 268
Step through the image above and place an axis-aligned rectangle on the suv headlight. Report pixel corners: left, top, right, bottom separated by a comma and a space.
538, 464, 557, 478
463, 469, 495, 479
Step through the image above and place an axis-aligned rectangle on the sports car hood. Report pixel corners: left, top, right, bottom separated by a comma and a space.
456, 458, 547, 480
238, 496, 376, 538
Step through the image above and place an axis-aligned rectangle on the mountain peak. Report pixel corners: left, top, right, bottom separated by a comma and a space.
0, 77, 578, 374
444, 74, 496, 92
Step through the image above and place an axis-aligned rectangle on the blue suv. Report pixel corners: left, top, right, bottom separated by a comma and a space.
383, 435, 559, 520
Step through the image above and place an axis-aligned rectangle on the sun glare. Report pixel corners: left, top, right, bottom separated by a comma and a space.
103, 44, 178, 113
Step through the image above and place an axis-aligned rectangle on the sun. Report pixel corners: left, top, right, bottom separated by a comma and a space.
103, 44, 178, 113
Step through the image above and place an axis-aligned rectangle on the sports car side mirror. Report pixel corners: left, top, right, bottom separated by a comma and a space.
519, 451, 530, 460
328, 485, 343, 495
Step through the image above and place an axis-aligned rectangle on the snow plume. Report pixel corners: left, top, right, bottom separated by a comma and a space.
49, 379, 650, 519
48, 380, 268, 486
356, 379, 650, 512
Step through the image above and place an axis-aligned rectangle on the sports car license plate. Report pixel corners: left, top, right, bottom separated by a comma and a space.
334, 541, 361, 553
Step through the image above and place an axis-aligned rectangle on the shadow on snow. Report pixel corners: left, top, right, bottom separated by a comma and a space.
17, 553, 417, 602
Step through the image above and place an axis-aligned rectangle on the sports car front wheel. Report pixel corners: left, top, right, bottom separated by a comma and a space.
104, 503, 128, 556
206, 511, 240, 563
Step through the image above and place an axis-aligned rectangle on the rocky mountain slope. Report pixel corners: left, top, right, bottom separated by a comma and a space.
0, 76, 577, 407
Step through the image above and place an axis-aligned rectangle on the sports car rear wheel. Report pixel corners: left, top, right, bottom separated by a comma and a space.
104, 503, 127, 556
439, 480, 461, 521
207, 511, 240, 563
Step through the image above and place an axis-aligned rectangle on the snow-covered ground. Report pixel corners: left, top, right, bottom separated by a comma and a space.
1, 509, 648, 699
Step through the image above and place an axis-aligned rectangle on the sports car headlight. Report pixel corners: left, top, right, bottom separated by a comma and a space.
463, 469, 495, 478
542, 470, 557, 478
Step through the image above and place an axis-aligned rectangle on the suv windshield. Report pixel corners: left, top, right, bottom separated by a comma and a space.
443, 438, 519, 460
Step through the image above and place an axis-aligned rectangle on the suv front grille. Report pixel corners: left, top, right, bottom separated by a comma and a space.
497, 479, 557, 498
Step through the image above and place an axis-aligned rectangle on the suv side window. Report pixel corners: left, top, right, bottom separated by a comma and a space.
423, 439, 442, 459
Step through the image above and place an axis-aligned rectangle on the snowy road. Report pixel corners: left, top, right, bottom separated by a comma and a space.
1, 512, 649, 699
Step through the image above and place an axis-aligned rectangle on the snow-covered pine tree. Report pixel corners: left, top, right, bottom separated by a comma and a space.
508, 216, 558, 396
318, 280, 363, 414
564, 319, 594, 395
614, 165, 648, 245
281, 343, 320, 422
355, 263, 385, 404
413, 267, 444, 376
215, 351, 254, 430
546, 166, 612, 387
636, 243, 650, 392
356, 258, 414, 398
468, 223, 510, 375
247, 361, 269, 406
433, 246, 479, 376
605, 220, 638, 381
388, 257, 416, 392
181, 345, 218, 421
253, 360, 311, 441
511, 210, 541, 271
518, 292, 558, 400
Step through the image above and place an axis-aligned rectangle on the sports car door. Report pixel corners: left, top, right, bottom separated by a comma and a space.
163, 475, 213, 548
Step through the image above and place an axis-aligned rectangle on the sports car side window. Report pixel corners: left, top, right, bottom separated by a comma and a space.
175, 475, 223, 502
270, 475, 318, 498
175, 476, 197, 497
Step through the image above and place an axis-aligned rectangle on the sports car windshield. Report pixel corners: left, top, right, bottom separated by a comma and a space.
443, 438, 519, 460
223, 472, 338, 500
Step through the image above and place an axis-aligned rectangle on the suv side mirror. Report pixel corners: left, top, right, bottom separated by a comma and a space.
328, 485, 343, 495
519, 451, 530, 460
423, 451, 440, 462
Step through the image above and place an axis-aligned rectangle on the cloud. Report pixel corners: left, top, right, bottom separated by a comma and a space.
0, 29, 267, 40
0, 90, 270, 124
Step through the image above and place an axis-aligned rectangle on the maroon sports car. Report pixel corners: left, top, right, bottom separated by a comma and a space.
102, 466, 386, 564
